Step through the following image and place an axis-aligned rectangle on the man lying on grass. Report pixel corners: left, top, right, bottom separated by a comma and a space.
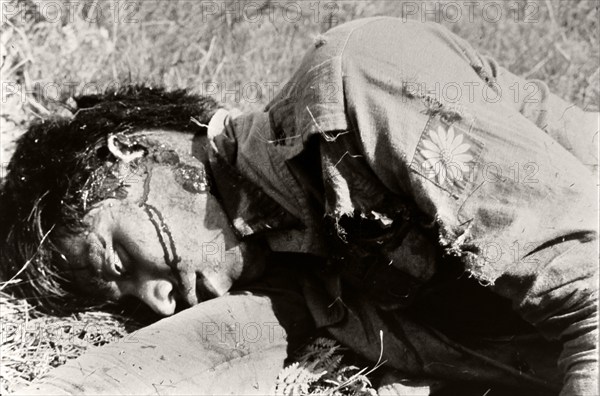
1, 17, 598, 396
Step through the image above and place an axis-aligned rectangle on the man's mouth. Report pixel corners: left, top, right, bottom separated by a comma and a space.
174, 267, 198, 307
174, 269, 221, 308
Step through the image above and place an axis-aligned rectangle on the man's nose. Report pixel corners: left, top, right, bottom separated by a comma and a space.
131, 278, 177, 316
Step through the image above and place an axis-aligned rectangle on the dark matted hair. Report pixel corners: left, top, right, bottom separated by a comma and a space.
0, 85, 219, 313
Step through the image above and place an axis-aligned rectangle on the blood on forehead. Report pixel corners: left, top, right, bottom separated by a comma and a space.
79, 133, 208, 211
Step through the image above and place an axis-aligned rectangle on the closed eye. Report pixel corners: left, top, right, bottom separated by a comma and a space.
110, 243, 132, 278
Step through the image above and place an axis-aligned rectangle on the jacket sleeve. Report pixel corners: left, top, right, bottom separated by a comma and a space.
338, 19, 598, 395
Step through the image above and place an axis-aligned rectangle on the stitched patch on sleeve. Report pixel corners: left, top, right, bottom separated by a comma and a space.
410, 115, 485, 194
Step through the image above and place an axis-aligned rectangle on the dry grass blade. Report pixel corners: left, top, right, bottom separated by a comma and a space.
0, 226, 54, 292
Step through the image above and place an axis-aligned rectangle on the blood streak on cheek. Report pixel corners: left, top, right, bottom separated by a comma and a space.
136, 166, 197, 304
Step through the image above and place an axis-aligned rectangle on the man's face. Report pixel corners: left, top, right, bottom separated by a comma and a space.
55, 130, 265, 316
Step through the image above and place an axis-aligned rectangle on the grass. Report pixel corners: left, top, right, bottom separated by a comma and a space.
1, 0, 598, 394
0, 293, 144, 394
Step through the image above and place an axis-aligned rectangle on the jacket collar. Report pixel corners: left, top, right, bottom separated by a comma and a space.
196, 109, 303, 241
